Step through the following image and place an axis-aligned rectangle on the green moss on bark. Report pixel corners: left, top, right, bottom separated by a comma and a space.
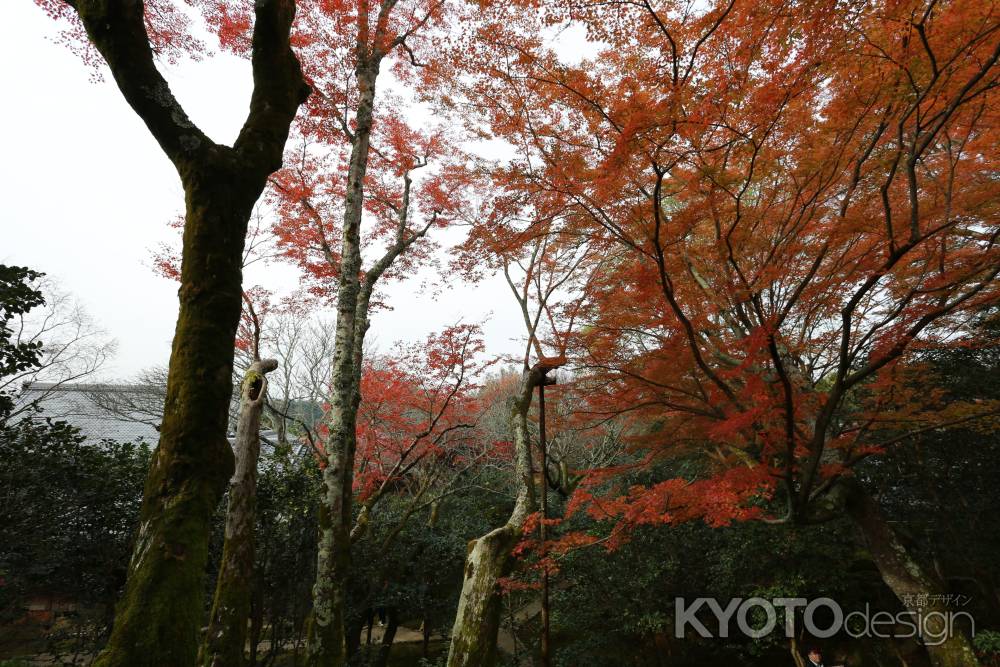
199, 361, 274, 667
446, 526, 520, 667
846, 481, 981, 667
306, 496, 350, 667
72, 1, 307, 663
92, 167, 254, 667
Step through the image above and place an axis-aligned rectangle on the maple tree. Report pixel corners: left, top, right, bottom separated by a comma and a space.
349, 325, 490, 538
445, 195, 602, 665
439, 1, 1000, 665
25, 0, 1000, 664
146, 10, 478, 649
228, 0, 475, 661
34, 2, 309, 665
332, 325, 503, 661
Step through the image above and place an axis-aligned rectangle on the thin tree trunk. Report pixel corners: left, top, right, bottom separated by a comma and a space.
307, 58, 386, 666
201, 359, 278, 667
306, 39, 438, 667
447, 361, 558, 667
74, 3, 308, 663
346, 613, 365, 657
845, 481, 980, 667
373, 607, 399, 667
421, 502, 439, 660
422, 619, 432, 658
248, 584, 263, 667
306, 56, 377, 663
789, 634, 806, 667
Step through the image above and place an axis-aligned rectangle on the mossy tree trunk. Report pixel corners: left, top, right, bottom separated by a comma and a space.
446, 523, 523, 667
447, 362, 557, 667
844, 480, 981, 667
68, 3, 309, 666
95, 166, 290, 667
200, 359, 278, 667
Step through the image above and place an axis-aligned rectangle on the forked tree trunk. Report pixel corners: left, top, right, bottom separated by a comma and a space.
447, 362, 558, 667
74, 3, 308, 665
845, 480, 980, 667
789, 634, 806, 667
200, 359, 278, 667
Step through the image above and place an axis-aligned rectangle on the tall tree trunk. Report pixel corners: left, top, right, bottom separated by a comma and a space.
94, 173, 277, 667
422, 619, 432, 658
73, 3, 309, 665
201, 359, 278, 667
447, 361, 557, 667
374, 607, 399, 667
248, 583, 264, 667
307, 59, 380, 667
845, 481, 980, 667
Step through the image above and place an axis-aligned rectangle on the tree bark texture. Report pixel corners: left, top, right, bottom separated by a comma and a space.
447, 361, 559, 667
74, 3, 309, 665
200, 359, 278, 667
307, 59, 380, 667
845, 480, 981, 667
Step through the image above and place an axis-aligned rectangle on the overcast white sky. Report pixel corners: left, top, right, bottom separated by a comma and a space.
1, 2, 529, 379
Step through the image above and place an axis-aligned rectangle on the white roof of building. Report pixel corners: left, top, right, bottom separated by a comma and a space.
17, 382, 161, 443
17, 382, 286, 447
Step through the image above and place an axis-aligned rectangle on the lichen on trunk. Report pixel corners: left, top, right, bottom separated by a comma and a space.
447, 523, 522, 667
200, 358, 278, 667
307, 469, 352, 666
93, 167, 265, 667
306, 54, 429, 666
447, 361, 559, 667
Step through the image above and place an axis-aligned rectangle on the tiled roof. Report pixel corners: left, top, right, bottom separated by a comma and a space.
16, 383, 291, 449
17, 382, 161, 444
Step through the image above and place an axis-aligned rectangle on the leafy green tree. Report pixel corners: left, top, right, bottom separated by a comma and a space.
0, 430, 151, 624
0, 265, 151, 659
0, 265, 45, 420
